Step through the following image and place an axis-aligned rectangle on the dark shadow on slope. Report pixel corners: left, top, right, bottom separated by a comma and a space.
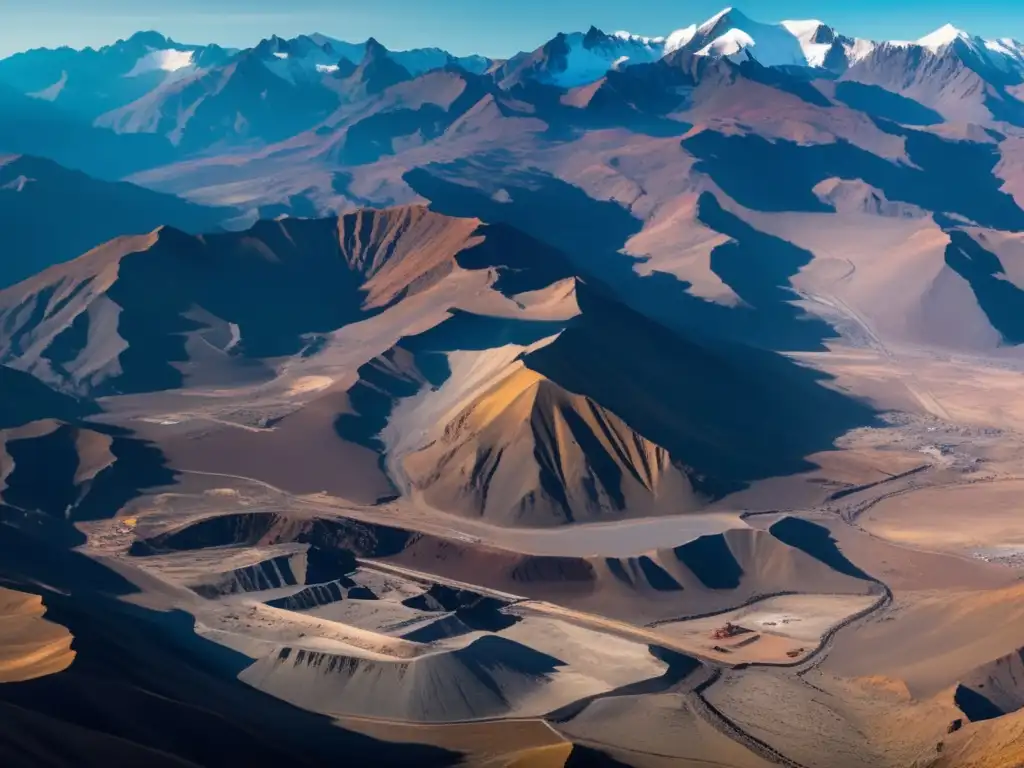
738, 60, 832, 107
0, 83, 180, 179
954, 684, 1006, 723
175, 54, 340, 154
768, 517, 872, 581
61, 211, 467, 395
0, 701, 200, 768
402, 615, 473, 643
1, 419, 172, 528
328, 69, 491, 165
564, 746, 634, 767
984, 88, 1024, 127
455, 634, 565, 676
672, 534, 744, 589
402, 584, 521, 639
2, 427, 80, 517
190, 554, 305, 599
405, 165, 837, 352
297, 517, 416, 559
605, 558, 632, 585
455, 603, 519, 633
335, 345, 444, 451
944, 230, 1024, 344
682, 128, 1024, 230
457, 221, 576, 294
0, 365, 96, 429
405, 310, 569, 354
305, 545, 359, 583
75, 426, 177, 522
266, 580, 350, 612
402, 583, 493, 612
547, 645, 700, 722
129, 511, 285, 555
0, 586, 456, 767
558, 403, 629, 512
510, 556, 596, 585
593, 61, 693, 116
22, 204, 579, 399
336, 211, 578, 451
525, 285, 879, 498
544, 92, 691, 141
700, 192, 838, 350
406, 166, 879, 497
102, 250, 209, 394
0, 154, 231, 290
406, 163, 645, 287
342, 105, 451, 165
130, 512, 416, 560
0, 515, 137, 596
2, 286, 58, 360
336, 309, 569, 452
954, 649, 1024, 722
637, 557, 684, 592
833, 82, 943, 126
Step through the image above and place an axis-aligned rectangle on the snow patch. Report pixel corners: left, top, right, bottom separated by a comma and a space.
917, 23, 971, 51
985, 38, 1024, 71
910, 23, 1024, 74
28, 71, 68, 101
664, 25, 698, 54
125, 48, 194, 77
549, 31, 664, 87
698, 28, 756, 59
1, 175, 34, 192
699, 7, 735, 34
663, 9, 873, 69
780, 19, 825, 38
847, 38, 877, 62
315, 63, 339, 73
689, 9, 825, 67
781, 19, 832, 67
611, 30, 666, 45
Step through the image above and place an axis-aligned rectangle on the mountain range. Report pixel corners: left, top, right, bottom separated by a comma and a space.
3, 6, 1024, 768
2, 8, 1024, 166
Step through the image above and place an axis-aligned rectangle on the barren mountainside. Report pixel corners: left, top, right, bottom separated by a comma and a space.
3, 6, 1024, 768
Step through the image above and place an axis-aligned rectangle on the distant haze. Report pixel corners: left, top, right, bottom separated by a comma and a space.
3, 0, 1024, 58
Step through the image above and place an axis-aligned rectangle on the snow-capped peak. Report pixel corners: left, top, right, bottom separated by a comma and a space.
662, 8, 875, 71
544, 27, 666, 87
685, 7, 825, 68
611, 30, 666, 45
778, 18, 873, 67
917, 23, 972, 51
124, 48, 195, 77
908, 23, 1024, 74
699, 7, 738, 34
665, 25, 698, 54
985, 37, 1024, 65
780, 19, 826, 38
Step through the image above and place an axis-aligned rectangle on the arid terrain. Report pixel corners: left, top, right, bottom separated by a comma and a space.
2, 6, 1024, 768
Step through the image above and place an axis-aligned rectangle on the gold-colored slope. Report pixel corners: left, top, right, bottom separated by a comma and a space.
0, 587, 75, 683
405, 367, 702, 526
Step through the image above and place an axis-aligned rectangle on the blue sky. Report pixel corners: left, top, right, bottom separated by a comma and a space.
1, 0, 1023, 58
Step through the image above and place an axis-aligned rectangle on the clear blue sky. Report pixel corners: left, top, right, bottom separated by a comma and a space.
1, 0, 1022, 58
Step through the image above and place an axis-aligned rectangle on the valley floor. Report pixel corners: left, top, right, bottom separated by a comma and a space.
9, 329, 1024, 767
